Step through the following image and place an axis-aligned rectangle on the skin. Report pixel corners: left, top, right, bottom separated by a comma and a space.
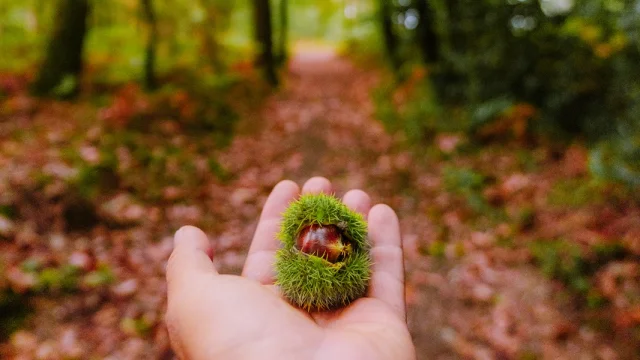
165, 177, 417, 360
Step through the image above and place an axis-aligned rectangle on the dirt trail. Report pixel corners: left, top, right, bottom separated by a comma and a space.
218, 53, 633, 359
219, 51, 466, 358
219, 52, 456, 358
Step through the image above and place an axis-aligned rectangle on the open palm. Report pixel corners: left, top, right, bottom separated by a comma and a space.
165, 177, 416, 360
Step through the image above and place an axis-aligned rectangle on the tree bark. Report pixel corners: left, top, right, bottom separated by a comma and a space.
415, 0, 439, 63
253, 0, 278, 85
378, 0, 400, 70
141, 0, 158, 90
31, 0, 90, 97
275, 0, 288, 66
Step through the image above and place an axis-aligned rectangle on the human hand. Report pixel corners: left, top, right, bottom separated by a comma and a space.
165, 177, 416, 360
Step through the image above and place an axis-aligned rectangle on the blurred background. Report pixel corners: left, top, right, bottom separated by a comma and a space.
1, 0, 639, 358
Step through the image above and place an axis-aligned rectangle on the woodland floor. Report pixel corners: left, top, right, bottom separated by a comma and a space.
1, 52, 639, 359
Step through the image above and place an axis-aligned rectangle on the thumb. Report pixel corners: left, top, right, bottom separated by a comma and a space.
166, 226, 217, 294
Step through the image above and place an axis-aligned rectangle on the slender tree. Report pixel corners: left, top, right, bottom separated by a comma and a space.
141, 0, 158, 90
378, 0, 400, 70
415, 0, 439, 63
275, 0, 288, 66
253, 0, 278, 85
31, 0, 90, 97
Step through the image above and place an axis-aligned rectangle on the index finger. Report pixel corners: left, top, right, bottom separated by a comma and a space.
241, 180, 300, 283
166, 226, 217, 295
367, 204, 406, 320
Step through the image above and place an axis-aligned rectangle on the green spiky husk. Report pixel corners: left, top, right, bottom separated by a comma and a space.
275, 193, 371, 311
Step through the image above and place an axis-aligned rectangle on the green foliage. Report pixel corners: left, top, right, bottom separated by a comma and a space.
120, 316, 153, 337
589, 128, 640, 187
592, 242, 628, 261
287, 0, 349, 42
17, 260, 115, 294
0, 290, 31, 340
529, 239, 629, 307
36, 265, 81, 293
155, 72, 240, 146
373, 77, 467, 143
372, 84, 401, 134
0, 259, 116, 339
514, 206, 535, 231
426, 239, 446, 258
442, 166, 492, 214
61, 144, 119, 201
442, 166, 485, 193
530, 239, 591, 294
515, 150, 539, 172
275, 194, 371, 311
85, 26, 146, 85
0, 204, 18, 220
375, 0, 640, 188
51, 75, 78, 98
0, 2, 51, 73
421, 0, 640, 137
469, 97, 514, 131
82, 264, 116, 288
55, 74, 239, 202
0, 0, 260, 85
70, 165, 119, 200
547, 178, 607, 208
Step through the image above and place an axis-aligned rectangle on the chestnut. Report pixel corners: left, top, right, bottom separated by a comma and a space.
295, 224, 351, 263
275, 193, 371, 310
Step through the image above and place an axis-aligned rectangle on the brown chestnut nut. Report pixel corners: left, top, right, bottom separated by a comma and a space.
295, 224, 351, 263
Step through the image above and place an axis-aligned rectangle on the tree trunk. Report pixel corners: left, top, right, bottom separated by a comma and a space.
141, 0, 158, 90
31, 0, 90, 97
415, 0, 439, 63
253, 0, 278, 86
275, 0, 288, 66
378, 0, 400, 70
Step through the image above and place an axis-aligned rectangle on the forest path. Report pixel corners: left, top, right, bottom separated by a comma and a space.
221, 51, 400, 197
220, 52, 457, 359
217, 53, 630, 359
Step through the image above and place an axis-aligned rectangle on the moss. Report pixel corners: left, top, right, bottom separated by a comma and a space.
275, 194, 371, 311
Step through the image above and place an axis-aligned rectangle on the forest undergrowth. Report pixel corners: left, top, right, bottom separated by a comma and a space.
0, 53, 639, 359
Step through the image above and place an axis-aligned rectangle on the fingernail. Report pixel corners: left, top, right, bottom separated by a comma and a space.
174, 225, 196, 243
